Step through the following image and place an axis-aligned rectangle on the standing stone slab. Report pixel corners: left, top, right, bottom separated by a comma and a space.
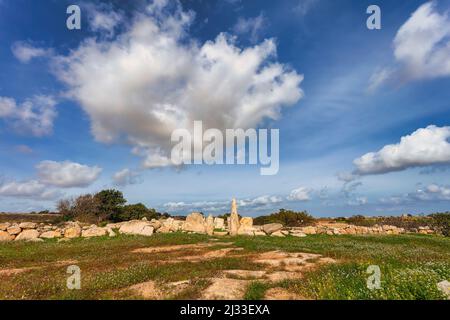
229, 198, 240, 236
182, 212, 206, 234
206, 215, 215, 235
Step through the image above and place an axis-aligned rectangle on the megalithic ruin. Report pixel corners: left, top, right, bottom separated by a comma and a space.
229, 198, 240, 236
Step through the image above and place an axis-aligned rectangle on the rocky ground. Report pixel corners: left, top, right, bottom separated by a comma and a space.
0, 232, 449, 300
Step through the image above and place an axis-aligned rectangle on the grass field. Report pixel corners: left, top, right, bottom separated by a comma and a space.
0, 233, 449, 300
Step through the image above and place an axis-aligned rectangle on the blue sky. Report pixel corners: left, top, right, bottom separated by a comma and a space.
1, 0, 450, 216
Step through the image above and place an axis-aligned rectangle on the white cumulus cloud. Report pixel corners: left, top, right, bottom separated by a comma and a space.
354, 125, 450, 175
369, 1, 450, 90
36, 160, 102, 188
52, 2, 303, 168
112, 168, 141, 187
0, 180, 61, 200
11, 41, 52, 63
0, 95, 57, 136
287, 187, 311, 201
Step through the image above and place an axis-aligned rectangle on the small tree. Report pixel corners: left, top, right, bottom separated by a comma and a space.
94, 189, 126, 222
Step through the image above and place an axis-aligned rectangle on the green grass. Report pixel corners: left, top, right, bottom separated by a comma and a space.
1, 233, 449, 300
244, 281, 271, 300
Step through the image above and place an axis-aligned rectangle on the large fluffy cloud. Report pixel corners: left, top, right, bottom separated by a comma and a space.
369, 1, 450, 90
52, 2, 303, 168
0, 95, 57, 136
393, 1, 450, 81
354, 125, 450, 175
36, 160, 102, 188
0, 180, 60, 200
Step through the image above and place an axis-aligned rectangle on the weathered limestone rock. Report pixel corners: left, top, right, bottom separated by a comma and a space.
105, 222, 125, 229
82, 227, 107, 238
171, 220, 184, 232
7, 226, 21, 235
238, 217, 254, 235
290, 232, 307, 237
271, 231, 285, 237
19, 222, 37, 229
182, 212, 206, 234
301, 226, 317, 235
206, 215, 215, 235
0, 230, 14, 241
0, 222, 11, 231
119, 221, 154, 236
40, 230, 61, 239
107, 228, 116, 237
149, 219, 162, 230
214, 217, 225, 230
213, 231, 228, 236
254, 230, 266, 236
229, 198, 240, 236
15, 229, 40, 241
64, 225, 82, 238
262, 223, 283, 235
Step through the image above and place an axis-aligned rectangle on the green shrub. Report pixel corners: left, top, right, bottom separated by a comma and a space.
429, 212, 450, 236
254, 209, 315, 227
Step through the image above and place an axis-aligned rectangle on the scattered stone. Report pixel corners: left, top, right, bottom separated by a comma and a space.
254, 230, 266, 236
262, 223, 283, 235
213, 231, 228, 236
223, 270, 266, 279
64, 225, 82, 238
300, 226, 316, 235
149, 219, 162, 230
271, 231, 285, 237
119, 220, 154, 236
290, 232, 307, 237
7, 226, 21, 235
40, 230, 62, 239
0, 222, 11, 231
264, 288, 303, 300
127, 280, 191, 299
214, 217, 225, 230
238, 217, 253, 235
82, 227, 107, 238
182, 212, 207, 234
15, 229, 40, 241
19, 222, 37, 229
202, 278, 248, 300
0, 230, 14, 242
265, 271, 302, 282
107, 228, 116, 237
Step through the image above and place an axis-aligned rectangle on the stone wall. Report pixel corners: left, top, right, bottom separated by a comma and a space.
0, 212, 438, 242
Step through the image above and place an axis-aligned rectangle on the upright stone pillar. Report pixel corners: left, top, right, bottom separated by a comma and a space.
229, 198, 240, 236
206, 214, 214, 235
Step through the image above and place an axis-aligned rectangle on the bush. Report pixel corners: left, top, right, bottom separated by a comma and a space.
57, 189, 166, 224
113, 203, 161, 222
254, 209, 315, 227
344, 215, 432, 230
429, 212, 450, 236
